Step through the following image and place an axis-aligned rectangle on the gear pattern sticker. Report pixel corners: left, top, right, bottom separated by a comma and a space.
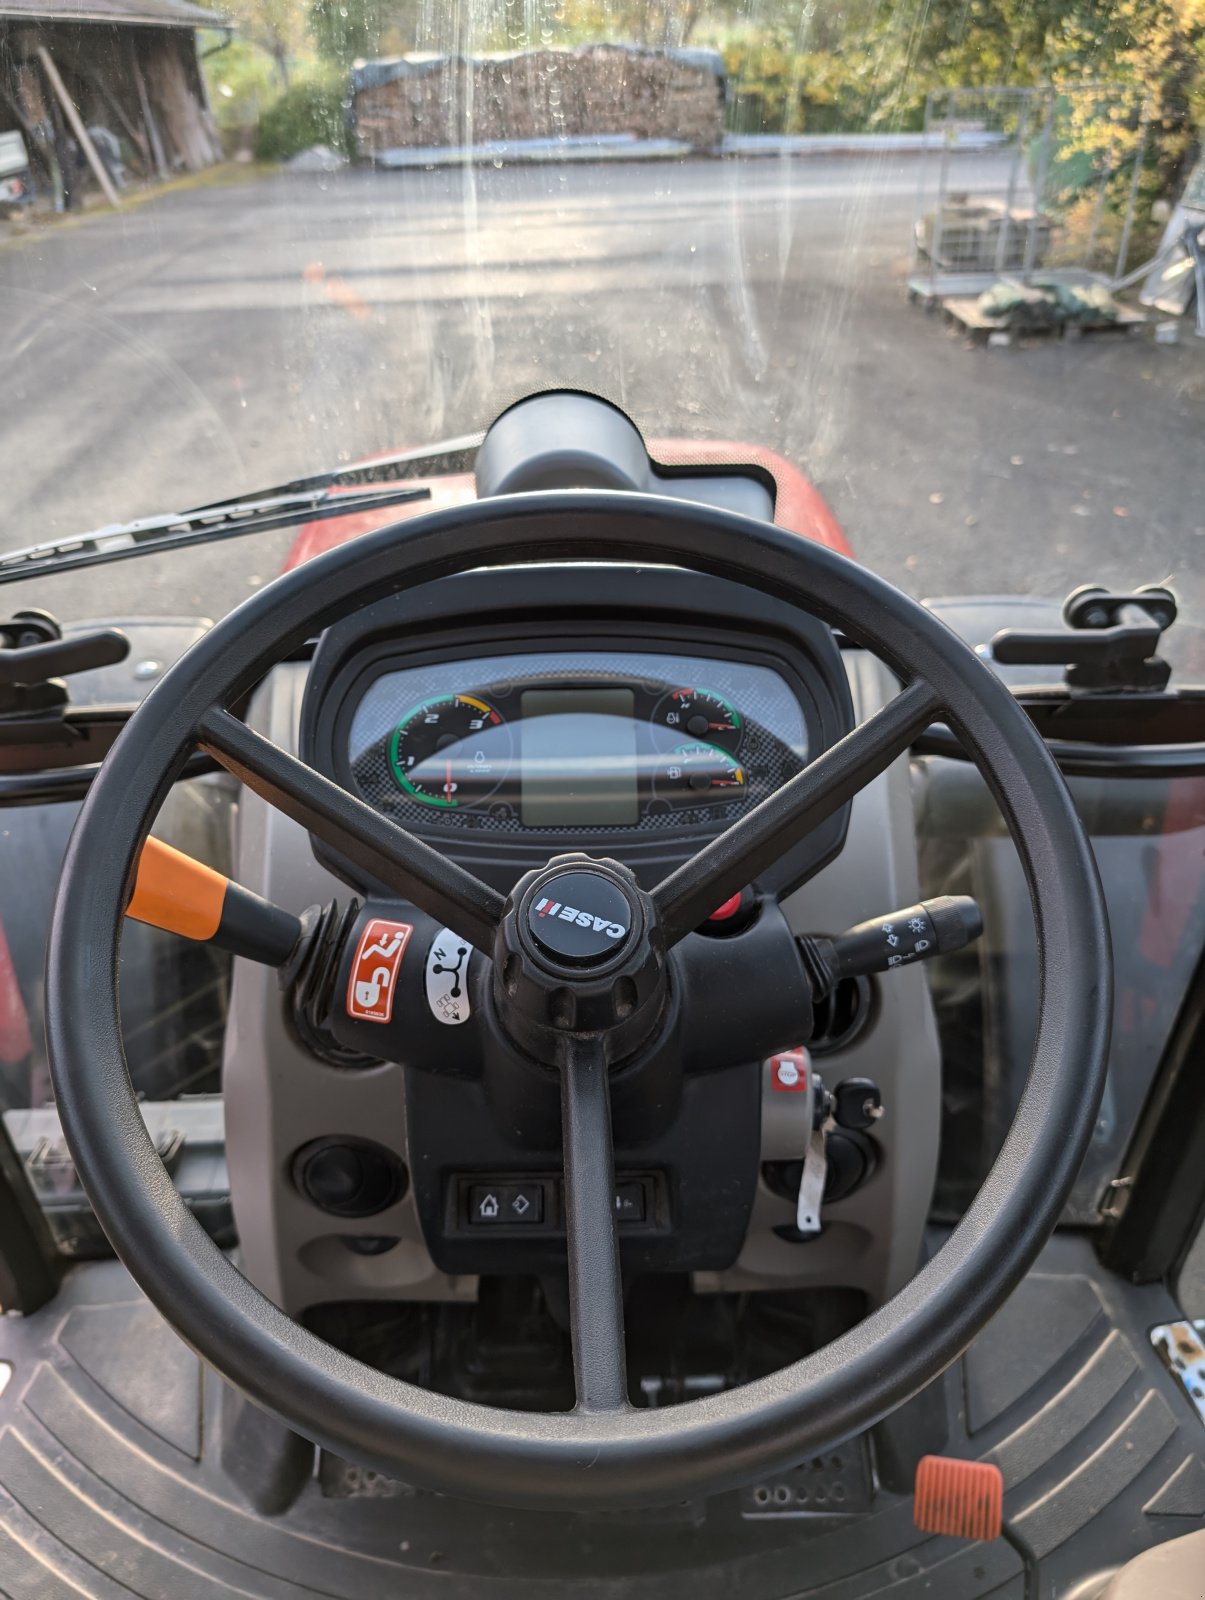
426, 928, 472, 1025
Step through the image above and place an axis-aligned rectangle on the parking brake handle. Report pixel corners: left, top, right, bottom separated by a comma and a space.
798, 895, 983, 998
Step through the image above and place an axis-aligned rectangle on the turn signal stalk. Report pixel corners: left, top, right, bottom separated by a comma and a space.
798, 895, 983, 999
126, 836, 302, 967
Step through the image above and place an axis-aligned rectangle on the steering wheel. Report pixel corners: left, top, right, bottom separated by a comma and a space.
46, 492, 1111, 1509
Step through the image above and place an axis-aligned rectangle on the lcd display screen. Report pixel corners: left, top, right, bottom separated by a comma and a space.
520, 688, 638, 826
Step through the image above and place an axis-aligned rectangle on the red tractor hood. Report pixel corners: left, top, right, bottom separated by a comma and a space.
284, 439, 853, 570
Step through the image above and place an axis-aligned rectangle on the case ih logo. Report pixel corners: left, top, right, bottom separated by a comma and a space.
346, 918, 413, 1023
532, 897, 627, 941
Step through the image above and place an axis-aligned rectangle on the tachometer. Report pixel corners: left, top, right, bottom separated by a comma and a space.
388, 694, 510, 809
654, 742, 746, 805
652, 687, 742, 755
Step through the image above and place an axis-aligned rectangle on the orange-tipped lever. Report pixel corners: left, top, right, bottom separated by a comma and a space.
913, 1456, 1003, 1542
126, 837, 302, 967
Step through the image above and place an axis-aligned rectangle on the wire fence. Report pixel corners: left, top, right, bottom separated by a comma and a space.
909, 83, 1151, 298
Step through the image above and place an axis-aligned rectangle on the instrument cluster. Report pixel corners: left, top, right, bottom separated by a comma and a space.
344, 649, 809, 834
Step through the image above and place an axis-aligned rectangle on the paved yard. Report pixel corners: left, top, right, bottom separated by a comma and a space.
1, 155, 1202, 649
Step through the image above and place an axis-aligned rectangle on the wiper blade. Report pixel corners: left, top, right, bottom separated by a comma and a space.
0, 436, 486, 587
0, 484, 432, 587
199, 433, 483, 501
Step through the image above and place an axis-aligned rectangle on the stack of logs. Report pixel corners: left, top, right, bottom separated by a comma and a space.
351, 45, 727, 157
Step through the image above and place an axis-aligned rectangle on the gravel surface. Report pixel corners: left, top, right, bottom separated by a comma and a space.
1, 155, 1202, 644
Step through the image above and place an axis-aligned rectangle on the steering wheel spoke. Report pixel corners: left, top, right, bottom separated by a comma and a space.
559, 1036, 630, 1414
652, 678, 943, 945
197, 706, 505, 954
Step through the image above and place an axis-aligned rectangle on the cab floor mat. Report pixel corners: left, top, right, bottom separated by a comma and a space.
1, 1233, 1203, 1598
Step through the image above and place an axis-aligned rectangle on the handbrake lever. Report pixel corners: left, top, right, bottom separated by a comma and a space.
126, 836, 302, 967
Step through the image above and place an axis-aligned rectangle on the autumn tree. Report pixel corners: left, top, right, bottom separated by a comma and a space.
224, 0, 309, 84
309, 0, 425, 63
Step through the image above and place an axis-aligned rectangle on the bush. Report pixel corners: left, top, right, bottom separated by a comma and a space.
722, 35, 893, 135
202, 36, 288, 135
253, 71, 353, 162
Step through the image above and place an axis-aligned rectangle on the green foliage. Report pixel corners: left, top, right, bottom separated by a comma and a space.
213, 0, 1203, 214
309, 0, 373, 63
201, 36, 291, 133
715, 0, 1202, 217
308, 0, 421, 64
1055, 0, 1205, 195
722, 33, 897, 134
217, 0, 311, 77
252, 67, 353, 160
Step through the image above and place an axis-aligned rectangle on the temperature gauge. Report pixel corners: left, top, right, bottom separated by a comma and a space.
652, 687, 742, 756
389, 694, 511, 809
655, 742, 747, 805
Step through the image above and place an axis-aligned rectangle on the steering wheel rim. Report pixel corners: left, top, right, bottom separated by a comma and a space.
46, 490, 1111, 1509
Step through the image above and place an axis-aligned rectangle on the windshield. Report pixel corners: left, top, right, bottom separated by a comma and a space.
0, 1, 1202, 642
3, 0, 1205, 1273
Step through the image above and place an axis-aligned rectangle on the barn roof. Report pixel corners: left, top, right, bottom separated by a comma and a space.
0, 0, 226, 27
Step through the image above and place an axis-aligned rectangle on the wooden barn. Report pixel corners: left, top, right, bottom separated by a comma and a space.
0, 0, 226, 207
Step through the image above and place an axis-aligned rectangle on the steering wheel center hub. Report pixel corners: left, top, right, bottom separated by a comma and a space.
525, 869, 635, 967
492, 854, 666, 1062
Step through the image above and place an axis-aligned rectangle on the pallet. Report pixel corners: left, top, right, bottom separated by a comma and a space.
937, 293, 1146, 345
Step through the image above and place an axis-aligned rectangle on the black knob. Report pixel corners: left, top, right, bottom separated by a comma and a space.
292, 1138, 407, 1218
343, 1235, 399, 1256
495, 853, 665, 1063
832, 1077, 883, 1132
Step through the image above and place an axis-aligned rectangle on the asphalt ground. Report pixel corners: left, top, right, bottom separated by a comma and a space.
1, 154, 1202, 644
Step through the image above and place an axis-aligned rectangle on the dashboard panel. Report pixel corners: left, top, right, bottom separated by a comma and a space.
301, 567, 856, 896
345, 650, 808, 833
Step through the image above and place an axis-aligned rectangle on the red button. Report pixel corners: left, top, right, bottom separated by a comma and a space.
709, 892, 743, 922
771, 1051, 809, 1092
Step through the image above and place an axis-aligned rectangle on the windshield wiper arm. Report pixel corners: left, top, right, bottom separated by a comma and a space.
0, 481, 434, 587
196, 433, 484, 502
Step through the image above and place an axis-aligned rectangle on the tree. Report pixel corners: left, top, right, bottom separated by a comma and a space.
224, 0, 309, 86
1055, 0, 1205, 192
309, 0, 379, 64
309, 0, 425, 63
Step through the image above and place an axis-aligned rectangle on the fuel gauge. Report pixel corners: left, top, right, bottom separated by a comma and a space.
652, 687, 742, 756
654, 742, 747, 805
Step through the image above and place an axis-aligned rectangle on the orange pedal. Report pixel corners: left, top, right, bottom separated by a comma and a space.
913, 1455, 1003, 1542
